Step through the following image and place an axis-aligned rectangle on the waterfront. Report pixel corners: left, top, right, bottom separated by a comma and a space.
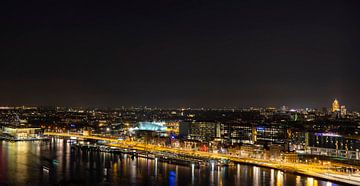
0, 139, 343, 186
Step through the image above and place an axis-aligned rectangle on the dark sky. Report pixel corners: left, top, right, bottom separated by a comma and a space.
0, 0, 359, 109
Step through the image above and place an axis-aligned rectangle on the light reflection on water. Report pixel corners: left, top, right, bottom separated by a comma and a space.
0, 140, 344, 185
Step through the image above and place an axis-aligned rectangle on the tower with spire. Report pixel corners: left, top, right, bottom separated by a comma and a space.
332, 99, 340, 112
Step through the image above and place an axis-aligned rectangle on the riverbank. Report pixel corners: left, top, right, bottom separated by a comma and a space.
75, 142, 359, 185
230, 158, 359, 186
44, 133, 360, 185
1, 139, 336, 186
0, 135, 50, 142
71, 144, 208, 168
107, 142, 360, 185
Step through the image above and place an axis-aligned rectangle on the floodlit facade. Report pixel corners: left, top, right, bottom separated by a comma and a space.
332, 99, 340, 112
2, 126, 42, 139
135, 121, 167, 132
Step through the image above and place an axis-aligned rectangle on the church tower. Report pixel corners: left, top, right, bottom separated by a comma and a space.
332, 99, 340, 112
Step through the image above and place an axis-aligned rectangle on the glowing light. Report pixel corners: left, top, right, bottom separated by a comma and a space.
276, 171, 283, 186
191, 163, 195, 183
307, 177, 314, 186
130, 122, 167, 132
314, 133, 341, 137
332, 99, 340, 112
256, 127, 265, 132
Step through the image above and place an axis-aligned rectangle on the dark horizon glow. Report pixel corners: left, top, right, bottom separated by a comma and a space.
0, 1, 359, 109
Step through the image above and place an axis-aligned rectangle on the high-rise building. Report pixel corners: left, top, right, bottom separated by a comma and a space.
332, 99, 340, 112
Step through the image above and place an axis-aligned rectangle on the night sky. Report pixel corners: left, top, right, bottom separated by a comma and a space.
1, 1, 359, 109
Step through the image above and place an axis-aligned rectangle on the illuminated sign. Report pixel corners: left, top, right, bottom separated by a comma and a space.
257, 127, 265, 132
314, 133, 341, 137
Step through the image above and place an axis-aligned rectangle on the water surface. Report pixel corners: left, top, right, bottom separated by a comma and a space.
0, 139, 343, 185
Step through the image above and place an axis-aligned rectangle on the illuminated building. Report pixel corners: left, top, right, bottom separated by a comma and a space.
221, 122, 253, 144
340, 105, 347, 116
129, 122, 168, 140
83, 130, 92, 136
306, 133, 360, 160
180, 122, 221, 141
1, 126, 42, 140
131, 121, 167, 132
165, 122, 179, 134
255, 125, 286, 143
283, 152, 298, 163
332, 99, 340, 112
0, 113, 43, 140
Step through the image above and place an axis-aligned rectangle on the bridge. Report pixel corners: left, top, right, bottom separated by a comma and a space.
44, 132, 120, 142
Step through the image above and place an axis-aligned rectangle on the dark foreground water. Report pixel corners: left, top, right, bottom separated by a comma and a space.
0, 139, 343, 186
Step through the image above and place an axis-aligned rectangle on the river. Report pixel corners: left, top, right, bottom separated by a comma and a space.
0, 138, 344, 185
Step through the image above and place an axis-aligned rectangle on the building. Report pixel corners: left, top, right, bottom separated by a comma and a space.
133, 121, 167, 132
268, 144, 282, 160
165, 121, 179, 134
2, 126, 42, 140
0, 113, 43, 140
255, 124, 286, 143
179, 122, 190, 139
341, 105, 347, 116
179, 122, 221, 141
221, 122, 253, 145
332, 99, 340, 112
283, 152, 298, 163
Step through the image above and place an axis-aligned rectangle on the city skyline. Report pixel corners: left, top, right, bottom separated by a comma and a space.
0, 97, 352, 110
1, 1, 360, 185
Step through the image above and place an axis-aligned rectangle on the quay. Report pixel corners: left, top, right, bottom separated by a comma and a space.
44, 132, 360, 185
